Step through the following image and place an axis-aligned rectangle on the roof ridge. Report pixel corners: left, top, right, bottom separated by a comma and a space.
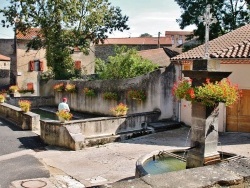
172, 23, 250, 60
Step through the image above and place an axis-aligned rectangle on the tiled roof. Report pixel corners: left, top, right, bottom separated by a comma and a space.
100, 37, 172, 45
16, 28, 41, 40
138, 48, 175, 67
165, 31, 193, 36
211, 40, 250, 58
0, 54, 10, 61
172, 24, 250, 60
163, 47, 179, 58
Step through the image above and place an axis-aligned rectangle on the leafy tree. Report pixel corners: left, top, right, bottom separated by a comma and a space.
175, 0, 250, 42
0, 0, 129, 80
140, 33, 152, 37
96, 46, 158, 80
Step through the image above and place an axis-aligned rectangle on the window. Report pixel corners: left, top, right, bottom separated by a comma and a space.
171, 35, 175, 44
74, 60, 81, 70
27, 83, 34, 90
29, 60, 44, 72
178, 35, 183, 45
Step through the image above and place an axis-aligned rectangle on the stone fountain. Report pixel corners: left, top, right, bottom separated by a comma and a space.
183, 59, 231, 168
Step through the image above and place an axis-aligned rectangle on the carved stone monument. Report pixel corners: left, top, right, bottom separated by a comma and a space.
183, 60, 231, 168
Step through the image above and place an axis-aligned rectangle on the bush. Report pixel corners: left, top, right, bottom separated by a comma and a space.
96, 46, 158, 80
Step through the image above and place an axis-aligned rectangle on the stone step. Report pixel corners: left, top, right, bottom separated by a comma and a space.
148, 120, 181, 132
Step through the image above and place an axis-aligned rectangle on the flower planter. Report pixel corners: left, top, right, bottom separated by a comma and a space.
21, 107, 30, 113
59, 117, 66, 123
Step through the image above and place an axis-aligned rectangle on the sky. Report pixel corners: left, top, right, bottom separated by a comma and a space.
0, 0, 196, 39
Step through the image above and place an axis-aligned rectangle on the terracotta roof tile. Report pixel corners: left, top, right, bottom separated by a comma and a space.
100, 37, 171, 45
16, 28, 41, 40
165, 31, 193, 36
172, 24, 250, 60
138, 48, 173, 67
0, 54, 10, 61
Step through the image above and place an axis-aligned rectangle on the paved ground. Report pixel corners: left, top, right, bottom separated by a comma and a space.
0, 118, 49, 188
11, 126, 250, 187
1, 119, 249, 187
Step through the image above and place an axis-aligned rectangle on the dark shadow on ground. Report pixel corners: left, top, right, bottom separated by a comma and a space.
0, 117, 23, 131
219, 132, 250, 145
118, 126, 192, 148
18, 136, 47, 151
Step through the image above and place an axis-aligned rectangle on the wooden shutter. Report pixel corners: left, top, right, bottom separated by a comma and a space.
27, 83, 34, 90
74, 60, 81, 70
40, 60, 44, 71
183, 64, 191, 70
30, 60, 35, 71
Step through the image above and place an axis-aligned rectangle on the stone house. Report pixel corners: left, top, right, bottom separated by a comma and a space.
0, 54, 11, 88
138, 47, 179, 67
171, 24, 250, 133
0, 39, 15, 85
95, 37, 172, 61
165, 31, 193, 48
14, 28, 95, 96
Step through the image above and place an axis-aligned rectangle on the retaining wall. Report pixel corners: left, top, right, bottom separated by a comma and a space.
40, 66, 176, 120
40, 111, 160, 150
6, 96, 55, 108
0, 102, 40, 130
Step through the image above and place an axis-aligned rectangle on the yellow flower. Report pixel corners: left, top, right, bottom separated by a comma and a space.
110, 103, 128, 116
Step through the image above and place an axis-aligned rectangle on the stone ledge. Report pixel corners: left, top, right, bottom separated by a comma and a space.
103, 157, 250, 188
0, 102, 40, 130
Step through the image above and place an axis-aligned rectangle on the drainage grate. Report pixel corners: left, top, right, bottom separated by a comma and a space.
21, 180, 47, 188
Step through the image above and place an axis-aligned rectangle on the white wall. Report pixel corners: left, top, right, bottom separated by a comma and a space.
0, 60, 10, 70
220, 64, 250, 89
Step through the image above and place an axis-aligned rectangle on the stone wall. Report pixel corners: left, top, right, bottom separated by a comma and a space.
40, 111, 160, 150
40, 66, 176, 120
71, 44, 95, 74
95, 44, 171, 61
0, 69, 10, 88
0, 39, 14, 86
0, 102, 40, 130
15, 40, 48, 96
6, 96, 55, 108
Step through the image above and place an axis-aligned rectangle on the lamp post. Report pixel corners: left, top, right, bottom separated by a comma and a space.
13, 16, 20, 85
198, 4, 217, 59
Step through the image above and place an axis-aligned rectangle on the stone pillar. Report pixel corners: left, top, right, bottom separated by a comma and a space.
182, 59, 231, 168
186, 102, 220, 168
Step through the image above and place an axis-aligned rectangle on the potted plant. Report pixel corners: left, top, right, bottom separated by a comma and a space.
172, 78, 242, 107
110, 103, 128, 116
65, 83, 77, 93
103, 91, 118, 101
53, 83, 64, 92
127, 90, 146, 101
9, 85, 19, 93
19, 88, 35, 94
0, 94, 5, 103
18, 100, 31, 112
83, 87, 96, 97
56, 110, 73, 122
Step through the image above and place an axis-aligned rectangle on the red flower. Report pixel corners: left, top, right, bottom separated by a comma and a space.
188, 88, 195, 99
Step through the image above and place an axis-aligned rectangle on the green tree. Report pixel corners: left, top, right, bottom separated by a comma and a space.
0, 0, 129, 80
96, 46, 158, 80
175, 0, 250, 42
139, 33, 152, 37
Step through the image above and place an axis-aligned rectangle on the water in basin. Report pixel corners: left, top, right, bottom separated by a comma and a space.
31, 109, 59, 120
143, 152, 186, 175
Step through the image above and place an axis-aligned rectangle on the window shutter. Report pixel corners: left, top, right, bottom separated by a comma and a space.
30, 60, 35, 71
27, 83, 34, 90
74, 60, 81, 70
40, 60, 44, 72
